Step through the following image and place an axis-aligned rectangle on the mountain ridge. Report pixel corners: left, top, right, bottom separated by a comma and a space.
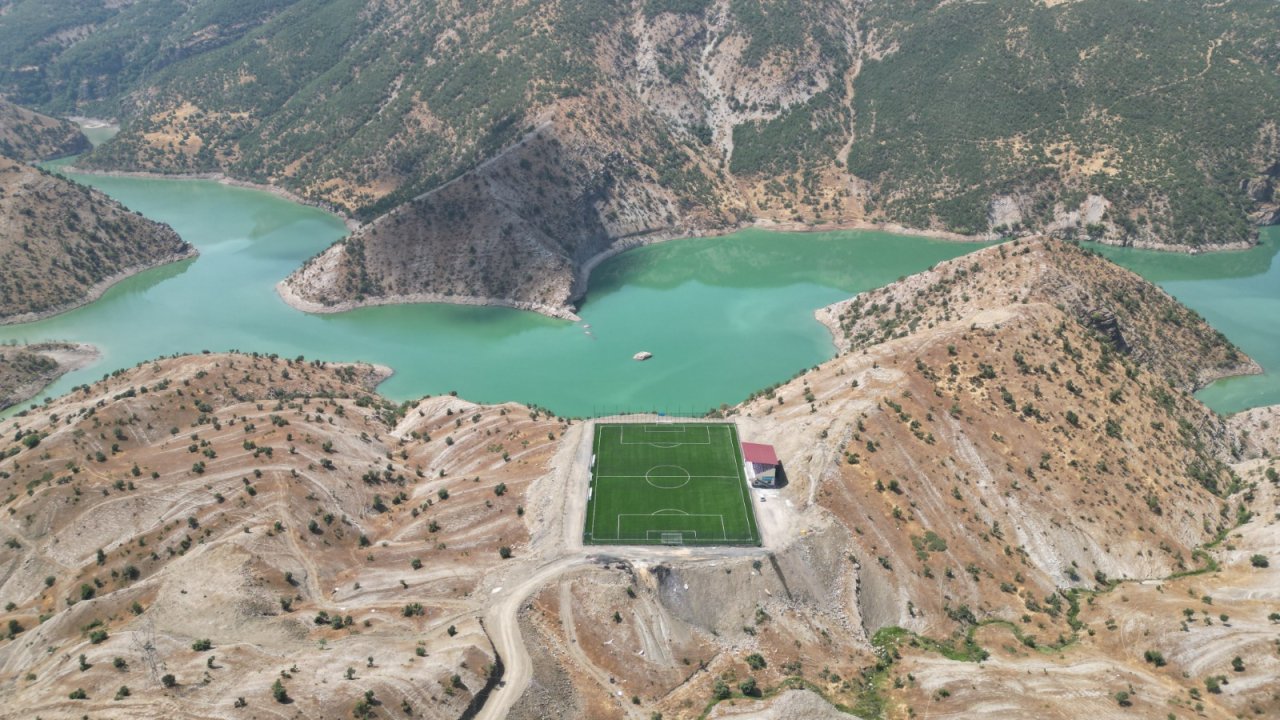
2, 0, 1276, 315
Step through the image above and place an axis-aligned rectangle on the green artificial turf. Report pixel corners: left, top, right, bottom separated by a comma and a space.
584, 422, 760, 546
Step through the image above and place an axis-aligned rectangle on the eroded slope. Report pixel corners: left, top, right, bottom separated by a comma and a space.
0, 353, 568, 719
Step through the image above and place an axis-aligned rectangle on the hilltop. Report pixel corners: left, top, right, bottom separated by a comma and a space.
0, 1, 1276, 314
819, 238, 1259, 392
2, 239, 1276, 719
0, 156, 195, 323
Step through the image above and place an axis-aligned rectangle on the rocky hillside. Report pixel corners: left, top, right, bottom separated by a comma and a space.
279, 107, 725, 317
0, 156, 195, 323
0, 98, 88, 161
0, 353, 566, 720
0, 1, 1276, 313
0, 342, 97, 410
820, 237, 1259, 392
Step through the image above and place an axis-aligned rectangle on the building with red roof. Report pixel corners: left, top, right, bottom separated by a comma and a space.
742, 442, 780, 487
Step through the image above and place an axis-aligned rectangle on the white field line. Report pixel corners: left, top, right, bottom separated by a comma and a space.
727, 425, 757, 542
618, 513, 726, 540
595, 475, 742, 479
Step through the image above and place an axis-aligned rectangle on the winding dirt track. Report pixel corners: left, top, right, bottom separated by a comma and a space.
471, 420, 773, 720
475, 554, 589, 720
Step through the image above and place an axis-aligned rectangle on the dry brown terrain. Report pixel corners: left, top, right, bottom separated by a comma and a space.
0, 353, 567, 719
1, 240, 1276, 719
819, 238, 1257, 392
0, 155, 194, 323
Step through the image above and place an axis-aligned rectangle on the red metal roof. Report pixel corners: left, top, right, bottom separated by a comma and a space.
742, 442, 779, 466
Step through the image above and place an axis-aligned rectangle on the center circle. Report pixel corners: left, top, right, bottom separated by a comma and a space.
645, 465, 691, 489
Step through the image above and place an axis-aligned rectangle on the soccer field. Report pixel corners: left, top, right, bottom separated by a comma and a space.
584, 422, 761, 546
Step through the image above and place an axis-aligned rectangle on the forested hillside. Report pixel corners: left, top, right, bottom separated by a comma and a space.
0, 0, 1276, 311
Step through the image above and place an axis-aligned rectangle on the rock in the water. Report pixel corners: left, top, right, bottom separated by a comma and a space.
633, 351, 653, 361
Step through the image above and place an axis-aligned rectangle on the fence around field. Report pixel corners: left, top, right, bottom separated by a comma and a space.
587, 411, 730, 425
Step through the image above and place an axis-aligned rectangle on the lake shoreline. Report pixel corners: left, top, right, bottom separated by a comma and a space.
61, 165, 363, 232
1, 342, 100, 412
60, 163, 1261, 324
0, 246, 199, 326
274, 278, 583, 322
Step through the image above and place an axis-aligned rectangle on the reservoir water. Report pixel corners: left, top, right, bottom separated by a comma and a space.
3, 163, 1275, 417
1094, 230, 1280, 415
0, 166, 985, 416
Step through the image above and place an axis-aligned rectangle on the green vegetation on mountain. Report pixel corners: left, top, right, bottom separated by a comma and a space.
0, 0, 1276, 312
847, 0, 1280, 246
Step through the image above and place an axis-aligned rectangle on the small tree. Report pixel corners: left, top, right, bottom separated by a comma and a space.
272, 678, 289, 703
1250, 554, 1269, 568
115, 686, 131, 700
1114, 691, 1130, 707
192, 638, 212, 651
499, 546, 512, 559
1232, 656, 1245, 672
161, 674, 177, 688
745, 653, 767, 670
69, 688, 87, 700
712, 680, 731, 701
739, 677, 759, 697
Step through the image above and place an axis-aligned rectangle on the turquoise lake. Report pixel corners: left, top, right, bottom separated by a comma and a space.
2, 163, 1275, 417
0, 167, 987, 417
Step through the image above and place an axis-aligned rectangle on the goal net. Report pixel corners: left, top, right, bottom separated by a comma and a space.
660, 532, 684, 545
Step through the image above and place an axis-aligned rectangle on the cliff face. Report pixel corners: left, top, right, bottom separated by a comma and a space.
0, 98, 88, 161
0, 156, 194, 323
